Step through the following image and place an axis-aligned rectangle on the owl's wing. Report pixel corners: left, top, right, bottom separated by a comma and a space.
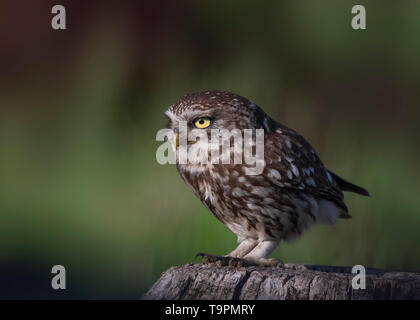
263, 125, 348, 213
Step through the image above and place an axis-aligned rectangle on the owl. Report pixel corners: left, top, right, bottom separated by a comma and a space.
165, 90, 369, 266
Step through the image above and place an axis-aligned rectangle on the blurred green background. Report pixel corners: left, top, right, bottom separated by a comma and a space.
1, 0, 420, 298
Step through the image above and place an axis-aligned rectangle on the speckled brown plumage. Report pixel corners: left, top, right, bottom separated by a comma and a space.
165, 90, 369, 265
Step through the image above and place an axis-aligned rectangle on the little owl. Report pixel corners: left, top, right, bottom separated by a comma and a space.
165, 90, 369, 266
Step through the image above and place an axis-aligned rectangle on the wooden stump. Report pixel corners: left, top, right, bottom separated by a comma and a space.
142, 262, 420, 300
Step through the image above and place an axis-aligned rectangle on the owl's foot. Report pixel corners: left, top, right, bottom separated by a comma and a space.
195, 253, 283, 268
195, 253, 253, 267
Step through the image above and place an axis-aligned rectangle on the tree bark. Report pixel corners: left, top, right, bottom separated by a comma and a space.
142, 262, 420, 300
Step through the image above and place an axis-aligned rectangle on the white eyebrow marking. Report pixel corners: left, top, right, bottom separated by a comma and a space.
165, 109, 184, 123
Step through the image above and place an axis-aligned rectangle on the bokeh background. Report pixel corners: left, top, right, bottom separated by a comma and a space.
1, 0, 420, 299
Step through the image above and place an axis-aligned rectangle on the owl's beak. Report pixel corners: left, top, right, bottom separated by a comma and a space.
174, 133, 179, 149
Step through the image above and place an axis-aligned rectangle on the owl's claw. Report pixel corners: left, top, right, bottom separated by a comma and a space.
195, 253, 284, 268
195, 253, 252, 267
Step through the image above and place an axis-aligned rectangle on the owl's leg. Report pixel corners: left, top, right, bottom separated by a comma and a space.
243, 240, 283, 267
226, 239, 258, 258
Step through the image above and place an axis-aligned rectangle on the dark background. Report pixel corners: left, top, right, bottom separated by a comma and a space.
1, 0, 419, 298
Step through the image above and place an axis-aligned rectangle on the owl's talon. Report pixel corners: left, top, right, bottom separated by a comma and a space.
196, 253, 284, 268
196, 253, 251, 267
196, 253, 223, 264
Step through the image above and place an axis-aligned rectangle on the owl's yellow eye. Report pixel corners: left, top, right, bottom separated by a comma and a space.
194, 118, 211, 129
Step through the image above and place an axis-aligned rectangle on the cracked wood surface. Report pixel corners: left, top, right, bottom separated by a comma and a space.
142, 263, 420, 300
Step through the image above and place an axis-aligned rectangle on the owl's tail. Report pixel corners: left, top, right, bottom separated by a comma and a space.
328, 171, 370, 197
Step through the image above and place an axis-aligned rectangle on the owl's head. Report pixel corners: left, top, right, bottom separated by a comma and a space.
165, 90, 269, 134
164, 90, 270, 173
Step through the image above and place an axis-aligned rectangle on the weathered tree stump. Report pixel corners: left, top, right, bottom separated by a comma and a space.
142, 262, 420, 300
